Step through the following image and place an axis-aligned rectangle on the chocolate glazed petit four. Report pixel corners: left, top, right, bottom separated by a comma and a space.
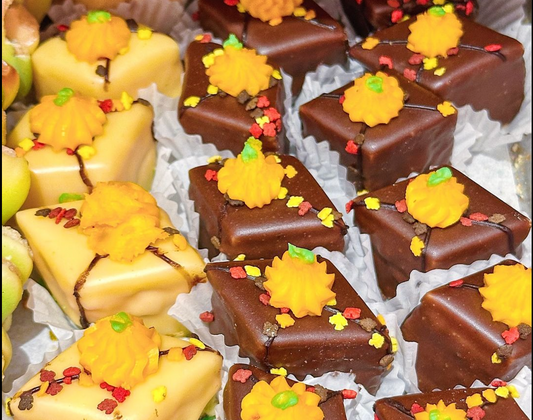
300, 71, 457, 192
198, 0, 348, 95
206, 245, 394, 394
225, 364, 349, 420
350, 6, 525, 124
179, 35, 285, 155
348, 166, 531, 298
402, 261, 532, 392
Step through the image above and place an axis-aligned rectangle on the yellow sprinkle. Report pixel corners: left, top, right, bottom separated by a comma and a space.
137, 25, 153, 40
284, 165, 297, 178
272, 70, 282, 80
202, 53, 215, 68
433, 0, 445, 4
434, 67, 446, 76
357, 189, 369, 196
329, 312, 348, 331
491, 352, 502, 364
443, 3, 455, 13
189, 337, 206, 349
77, 145, 96, 160
410, 236, 425, 257
278, 187, 288, 200
118, 46, 129, 55
377, 314, 386, 326
273, 155, 281, 163
173, 234, 188, 251
213, 48, 224, 57
437, 101, 456, 117
18, 137, 34, 152
276, 314, 295, 328
195, 34, 204, 41
4, 398, 13, 416
326, 297, 337, 306
244, 265, 261, 277
293, 6, 306, 17
152, 385, 167, 403
482, 389, 497, 403
287, 196, 304, 208
120, 91, 134, 110
184, 96, 201, 108
364, 197, 381, 210
304, 10, 316, 20
35, 381, 49, 397
207, 84, 219, 95
401, 14, 410, 22
237, 3, 246, 13
78, 371, 94, 387
233, 254, 246, 261
391, 337, 398, 353
207, 155, 222, 164
167, 347, 184, 362
369, 333, 385, 349
466, 393, 483, 408
255, 115, 270, 128
317, 207, 333, 220
495, 386, 509, 398
362, 37, 380, 50
49, 330, 58, 341
423, 57, 438, 70
321, 214, 334, 228
270, 367, 287, 376
507, 384, 520, 398
269, 17, 283, 26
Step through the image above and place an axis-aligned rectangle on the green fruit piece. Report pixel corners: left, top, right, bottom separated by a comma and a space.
2, 327, 12, 377
2, 226, 33, 283
2, 258, 24, 323
2, 146, 31, 224
2, 45, 33, 99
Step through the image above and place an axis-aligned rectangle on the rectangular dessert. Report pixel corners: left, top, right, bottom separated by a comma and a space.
349, 166, 531, 298
198, 0, 348, 95
349, 10, 525, 124
206, 250, 394, 394
178, 38, 286, 155
401, 261, 532, 392
299, 71, 457, 192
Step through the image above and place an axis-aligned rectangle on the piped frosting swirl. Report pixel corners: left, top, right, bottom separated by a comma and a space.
239, 0, 304, 23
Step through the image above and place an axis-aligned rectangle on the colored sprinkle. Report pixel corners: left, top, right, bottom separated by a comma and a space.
120, 91, 134, 110
293, 7, 306, 17
491, 352, 502, 364
362, 37, 379, 50
18, 138, 34, 152
207, 155, 222, 164
364, 197, 381, 210
270, 367, 288, 376
507, 385, 520, 398
369, 333, 385, 349
151, 386, 167, 403
137, 25, 153, 40
411, 403, 425, 415
484, 44, 502, 52
77, 145, 96, 160
271, 390, 299, 410
343, 307, 361, 320
391, 337, 399, 353
377, 314, 386, 326
204, 169, 218, 181
437, 101, 456, 117
53, 88, 75, 106
230, 266, 247, 279
466, 407, 486, 420
167, 347, 184, 362
365, 76, 384, 93
233, 254, 246, 261
288, 243, 315, 264
277, 187, 288, 200
423, 57, 438, 70
223, 34, 243, 49
232, 368, 253, 383
183, 344, 197, 360
329, 312, 348, 331
345, 140, 359, 155
298, 201, 312, 216
391, 9, 403, 23
287, 196, 304, 208
502, 327, 519, 344
272, 70, 282, 80
87, 10, 112, 24
184, 96, 201, 107
378, 56, 393, 70
284, 165, 297, 178
63, 367, 81, 377
428, 6, 446, 16
469, 212, 489, 221
466, 393, 483, 408
109, 312, 132, 333
403, 68, 417, 81
482, 389, 497, 403
434, 67, 446, 76
259, 293, 271, 305
410, 236, 425, 257
207, 84, 219, 95
395, 199, 407, 213
326, 297, 336, 306
428, 167, 453, 186
97, 399, 118, 415
199, 311, 215, 323
460, 217, 473, 227
495, 386, 509, 398
341, 389, 357, 399
244, 265, 261, 277
449, 279, 464, 288
276, 313, 295, 328
189, 337, 206, 349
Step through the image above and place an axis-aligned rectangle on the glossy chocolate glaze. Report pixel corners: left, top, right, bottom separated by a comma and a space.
225, 364, 348, 420
350, 17, 525, 124
198, 0, 348, 95
374, 387, 528, 419
178, 41, 286, 155
401, 260, 532, 392
189, 155, 347, 260
352, 167, 531, 298
341, 0, 478, 37
299, 75, 456, 192
207, 257, 392, 394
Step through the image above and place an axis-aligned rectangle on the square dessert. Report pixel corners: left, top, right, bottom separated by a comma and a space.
340, 0, 477, 37
178, 36, 286, 155
349, 8, 525, 124
348, 166, 531, 298
15, 182, 207, 335
206, 247, 394, 394
8, 313, 223, 420
401, 261, 532, 392
374, 387, 528, 419
198, 0, 348, 95
32, 12, 182, 100
225, 364, 349, 420
189, 139, 347, 260
299, 71, 457, 192
8, 90, 156, 209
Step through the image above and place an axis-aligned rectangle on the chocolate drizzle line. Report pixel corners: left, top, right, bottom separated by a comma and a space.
146, 245, 197, 286
74, 254, 107, 328
379, 399, 415, 418
75, 151, 94, 192
420, 227, 432, 272
263, 336, 276, 367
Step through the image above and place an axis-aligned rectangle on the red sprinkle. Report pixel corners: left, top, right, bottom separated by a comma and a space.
345, 140, 359, 155
232, 368, 253, 383
298, 201, 312, 216
491, 379, 507, 387
112, 387, 131, 403
63, 377, 72, 385
200, 34, 212, 43
204, 169, 218, 182
403, 68, 417, 81
339, 94, 345, 105
484, 44, 502, 52
183, 344, 197, 360
379, 55, 393, 69
55, 208, 67, 224
345, 200, 354, 214
447, 47, 459, 56
97, 399, 118, 415
466, 0, 474, 15
64, 218, 81, 229
259, 293, 271, 305
460, 217, 473, 227
408, 53, 424, 65
374, 415, 380, 420
342, 389, 357, 399
390, 9, 403, 23
416, 0, 428, 4
469, 212, 489, 221
356, 0, 362, 4
467, 406, 486, 420
306, 386, 316, 393
224, 0, 239, 5
263, 107, 281, 121
449, 279, 464, 288
387, 0, 400, 7
100, 382, 115, 392
63, 208, 77, 220
66, 148, 75, 155
256, 96, 270, 108
63, 367, 81, 377
455, 4, 466, 9
343, 307, 362, 320
502, 327, 519, 345
57, 24, 69, 32
98, 99, 113, 113
199, 311, 215, 322
230, 266, 247, 279
32, 141, 46, 150
40, 370, 56, 383
280, 307, 290, 314
262, 122, 277, 137
410, 403, 424, 415
249, 123, 263, 138
394, 199, 407, 213
46, 381, 63, 396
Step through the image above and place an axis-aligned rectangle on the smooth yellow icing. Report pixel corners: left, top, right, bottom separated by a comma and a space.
66, 13, 131, 63
217, 139, 285, 209
205, 45, 273, 97
264, 249, 335, 318
29, 90, 107, 152
78, 313, 161, 389
342, 72, 404, 127
405, 169, 469, 228
241, 376, 323, 420
479, 264, 532, 327
239, 0, 304, 23
407, 7, 464, 58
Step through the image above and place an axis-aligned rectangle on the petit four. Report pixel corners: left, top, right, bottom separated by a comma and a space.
189, 138, 347, 260
350, 6, 525, 124
300, 71, 457, 192
402, 261, 532, 391
206, 245, 393, 393
348, 166, 531, 297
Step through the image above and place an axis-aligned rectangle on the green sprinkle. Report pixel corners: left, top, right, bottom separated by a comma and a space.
58, 193, 84, 203
241, 142, 258, 163
271, 390, 299, 410
53, 88, 75, 106
287, 243, 315, 264
428, 409, 443, 420
365, 76, 384, 93
427, 167, 453, 186
223, 33, 243, 50
246, 136, 263, 152
87, 10, 112, 23
428, 6, 446, 17
110, 312, 132, 333
199, 416, 216, 420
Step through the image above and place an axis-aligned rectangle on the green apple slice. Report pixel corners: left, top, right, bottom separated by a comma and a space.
2, 145, 31, 224
2, 258, 23, 323
2, 225, 33, 282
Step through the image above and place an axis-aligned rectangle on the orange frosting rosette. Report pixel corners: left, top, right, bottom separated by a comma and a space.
79, 181, 168, 262
77, 312, 162, 390
241, 375, 324, 420
239, 0, 304, 23
479, 264, 532, 328
414, 400, 466, 420
65, 11, 131, 63
405, 167, 469, 228
407, 6, 464, 59
342, 72, 404, 127
29, 88, 107, 151
264, 244, 335, 318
